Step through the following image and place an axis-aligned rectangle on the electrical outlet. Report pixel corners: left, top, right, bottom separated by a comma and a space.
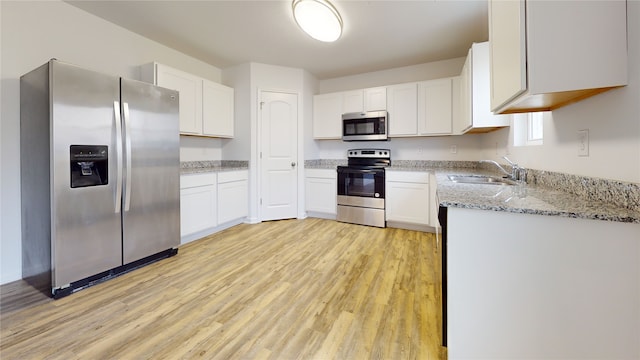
578, 129, 589, 157
450, 145, 458, 154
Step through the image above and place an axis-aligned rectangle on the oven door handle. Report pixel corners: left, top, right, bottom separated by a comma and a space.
337, 168, 382, 175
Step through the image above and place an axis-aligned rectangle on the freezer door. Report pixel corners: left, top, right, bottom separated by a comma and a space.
121, 78, 180, 264
50, 61, 123, 288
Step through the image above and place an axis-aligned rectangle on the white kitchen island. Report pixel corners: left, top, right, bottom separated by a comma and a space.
445, 206, 639, 359
434, 168, 640, 359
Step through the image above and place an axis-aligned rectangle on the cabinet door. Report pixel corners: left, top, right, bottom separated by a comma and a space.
364, 87, 387, 111
313, 93, 343, 139
218, 180, 248, 224
180, 185, 217, 238
305, 177, 337, 214
202, 79, 234, 138
155, 64, 202, 135
386, 181, 429, 225
471, 42, 510, 129
456, 51, 473, 134
343, 90, 364, 113
387, 83, 418, 137
418, 78, 453, 135
489, 0, 526, 111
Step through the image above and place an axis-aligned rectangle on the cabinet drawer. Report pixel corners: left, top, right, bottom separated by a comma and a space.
306, 168, 337, 179
218, 170, 248, 183
180, 173, 216, 189
386, 171, 429, 183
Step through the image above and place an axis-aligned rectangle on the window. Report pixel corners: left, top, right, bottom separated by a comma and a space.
527, 112, 544, 144
514, 111, 548, 147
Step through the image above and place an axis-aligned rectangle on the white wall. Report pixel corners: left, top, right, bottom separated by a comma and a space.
0, 0, 224, 284
180, 137, 222, 161
222, 63, 253, 161
319, 58, 465, 93
222, 63, 315, 223
313, 136, 484, 162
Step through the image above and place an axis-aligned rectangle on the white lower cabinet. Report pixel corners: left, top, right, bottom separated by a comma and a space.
180, 170, 248, 244
180, 173, 217, 240
385, 171, 433, 230
217, 170, 249, 224
305, 169, 337, 219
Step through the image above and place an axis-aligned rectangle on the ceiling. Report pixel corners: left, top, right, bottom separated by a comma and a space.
65, 0, 489, 80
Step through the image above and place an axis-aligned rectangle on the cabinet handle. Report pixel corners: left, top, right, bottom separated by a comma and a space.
291, 162, 297, 168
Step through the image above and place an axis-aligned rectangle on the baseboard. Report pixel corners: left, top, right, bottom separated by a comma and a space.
386, 221, 438, 233
305, 211, 337, 220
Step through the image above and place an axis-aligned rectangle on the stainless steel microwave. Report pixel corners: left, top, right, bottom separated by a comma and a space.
342, 111, 388, 141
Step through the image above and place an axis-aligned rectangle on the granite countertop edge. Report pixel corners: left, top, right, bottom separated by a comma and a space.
433, 169, 640, 224
304, 159, 640, 224
181, 160, 249, 174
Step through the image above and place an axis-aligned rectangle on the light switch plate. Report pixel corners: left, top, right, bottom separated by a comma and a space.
578, 129, 589, 157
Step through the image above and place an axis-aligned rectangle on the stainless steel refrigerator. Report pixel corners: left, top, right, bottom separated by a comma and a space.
20, 60, 180, 298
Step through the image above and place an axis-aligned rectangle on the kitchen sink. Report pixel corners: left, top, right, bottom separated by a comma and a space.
447, 174, 516, 185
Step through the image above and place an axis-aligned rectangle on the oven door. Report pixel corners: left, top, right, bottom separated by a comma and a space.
336, 166, 386, 227
337, 166, 385, 198
337, 166, 385, 209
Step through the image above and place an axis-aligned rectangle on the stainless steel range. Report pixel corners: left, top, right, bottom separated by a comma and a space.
336, 149, 390, 228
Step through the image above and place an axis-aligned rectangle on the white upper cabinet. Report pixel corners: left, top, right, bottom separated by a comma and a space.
387, 82, 418, 137
418, 77, 454, 136
489, 0, 627, 114
364, 87, 387, 111
314, 80, 458, 139
343, 90, 364, 113
153, 64, 202, 135
142, 62, 234, 138
313, 92, 343, 139
386, 79, 455, 137
202, 79, 234, 138
456, 42, 510, 134
312, 89, 367, 139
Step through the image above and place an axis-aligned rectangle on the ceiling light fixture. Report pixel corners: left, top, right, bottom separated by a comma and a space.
292, 0, 343, 42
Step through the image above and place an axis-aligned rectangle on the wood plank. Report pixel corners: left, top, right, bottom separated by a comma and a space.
0, 218, 445, 359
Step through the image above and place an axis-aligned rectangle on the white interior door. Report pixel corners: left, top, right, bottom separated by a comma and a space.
259, 91, 298, 221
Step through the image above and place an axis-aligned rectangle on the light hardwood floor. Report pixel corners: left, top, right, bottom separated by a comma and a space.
1, 218, 445, 359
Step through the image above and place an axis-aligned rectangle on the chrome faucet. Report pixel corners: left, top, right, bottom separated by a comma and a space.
480, 156, 526, 182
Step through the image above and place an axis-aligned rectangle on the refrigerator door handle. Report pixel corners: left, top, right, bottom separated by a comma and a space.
123, 102, 133, 212
114, 101, 123, 214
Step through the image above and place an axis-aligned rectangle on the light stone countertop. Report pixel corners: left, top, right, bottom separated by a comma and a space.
181, 160, 249, 175
434, 168, 640, 224
305, 159, 640, 224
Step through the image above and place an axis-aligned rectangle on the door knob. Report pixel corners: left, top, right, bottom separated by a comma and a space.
291, 162, 296, 168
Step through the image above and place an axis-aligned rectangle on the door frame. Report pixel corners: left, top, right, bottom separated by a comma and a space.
256, 88, 304, 222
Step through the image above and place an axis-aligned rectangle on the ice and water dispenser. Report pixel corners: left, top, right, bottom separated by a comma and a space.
70, 145, 108, 188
